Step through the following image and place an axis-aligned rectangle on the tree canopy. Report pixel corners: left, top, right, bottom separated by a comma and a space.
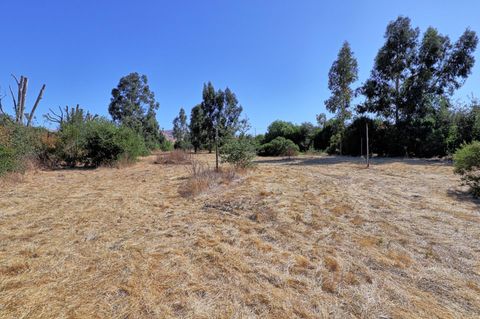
359, 16, 478, 124
108, 72, 165, 149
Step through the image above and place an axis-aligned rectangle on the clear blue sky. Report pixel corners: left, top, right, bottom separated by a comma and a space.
1, 0, 479, 133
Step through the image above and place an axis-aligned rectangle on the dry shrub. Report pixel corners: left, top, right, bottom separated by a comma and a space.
113, 155, 137, 169
324, 256, 339, 272
387, 250, 413, 268
344, 272, 360, 285
321, 277, 337, 293
155, 150, 192, 165
179, 159, 237, 197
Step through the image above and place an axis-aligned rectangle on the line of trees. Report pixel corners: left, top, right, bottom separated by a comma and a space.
256, 16, 479, 158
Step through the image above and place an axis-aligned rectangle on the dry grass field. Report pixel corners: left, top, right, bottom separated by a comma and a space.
1, 154, 480, 318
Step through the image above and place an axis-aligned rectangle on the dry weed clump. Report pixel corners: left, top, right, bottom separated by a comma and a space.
154, 149, 192, 165
178, 159, 237, 197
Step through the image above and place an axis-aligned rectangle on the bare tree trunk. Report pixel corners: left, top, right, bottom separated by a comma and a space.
360, 137, 363, 159
9, 75, 46, 126
27, 84, 46, 127
366, 122, 370, 168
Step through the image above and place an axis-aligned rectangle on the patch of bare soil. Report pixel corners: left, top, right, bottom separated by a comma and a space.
1, 154, 479, 318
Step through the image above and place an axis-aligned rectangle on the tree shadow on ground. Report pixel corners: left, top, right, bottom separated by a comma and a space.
254, 155, 452, 167
44, 166, 98, 172
446, 188, 480, 208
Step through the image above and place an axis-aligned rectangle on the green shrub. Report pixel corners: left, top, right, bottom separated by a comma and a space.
220, 138, 256, 168
258, 136, 299, 156
55, 118, 148, 167
160, 139, 174, 151
114, 126, 149, 159
174, 140, 192, 150
83, 120, 122, 166
0, 121, 48, 175
83, 120, 148, 167
0, 144, 18, 175
453, 141, 480, 196
56, 122, 87, 167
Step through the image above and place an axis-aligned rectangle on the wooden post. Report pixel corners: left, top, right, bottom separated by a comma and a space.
366, 122, 370, 168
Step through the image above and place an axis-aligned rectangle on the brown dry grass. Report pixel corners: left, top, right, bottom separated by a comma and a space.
154, 149, 192, 165
178, 160, 238, 197
1, 154, 480, 318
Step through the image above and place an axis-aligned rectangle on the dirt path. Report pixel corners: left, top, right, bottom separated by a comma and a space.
1, 155, 479, 318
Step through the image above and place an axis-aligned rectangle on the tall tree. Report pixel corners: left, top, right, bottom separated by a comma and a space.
200, 82, 246, 151
199, 82, 247, 169
108, 72, 164, 149
359, 16, 478, 124
325, 41, 358, 154
189, 104, 206, 153
172, 107, 189, 148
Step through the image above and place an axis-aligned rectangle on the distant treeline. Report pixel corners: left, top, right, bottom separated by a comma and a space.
173, 16, 479, 158
2, 16, 480, 178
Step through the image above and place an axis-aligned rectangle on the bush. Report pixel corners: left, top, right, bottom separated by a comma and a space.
453, 141, 480, 196
0, 121, 48, 175
114, 125, 149, 159
56, 122, 87, 167
0, 144, 17, 175
258, 136, 299, 156
84, 120, 148, 167
313, 120, 336, 151
220, 138, 256, 168
160, 139, 174, 151
55, 118, 147, 167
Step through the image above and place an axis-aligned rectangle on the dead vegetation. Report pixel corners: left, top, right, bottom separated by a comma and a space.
178, 159, 238, 197
154, 149, 192, 165
1, 154, 479, 318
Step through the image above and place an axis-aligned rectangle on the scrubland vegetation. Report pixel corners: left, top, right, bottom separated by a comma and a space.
1, 15, 480, 318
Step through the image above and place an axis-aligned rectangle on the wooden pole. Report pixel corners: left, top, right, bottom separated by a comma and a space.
366, 122, 370, 168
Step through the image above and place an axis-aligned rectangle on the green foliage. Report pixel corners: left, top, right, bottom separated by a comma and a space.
83, 120, 121, 166
199, 82, 247, 150
174, 140, 192, 150
0, 121, 49, 175
108, 72, 165, 149
189, 104, 207, 152
55, 117, 148, 167
262, 120, 316, 152
264, 120, 297, 144
56, 121, 86, 167
220, 138, 256, 168
359, 16, 478, 124
159, 139, 174, 151
173, 107, 190, 149
313, 119, 336, 152
325, 41, 358, 154
453, 141, 480, 196
258, 136, 299, 157
0, 144, 17, 175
